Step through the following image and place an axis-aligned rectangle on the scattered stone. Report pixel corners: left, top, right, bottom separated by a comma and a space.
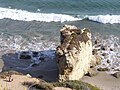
97, 68, 109, 71
112, 72, 120, 78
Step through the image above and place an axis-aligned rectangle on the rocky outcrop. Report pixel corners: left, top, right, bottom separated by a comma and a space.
56, 25, 93, 81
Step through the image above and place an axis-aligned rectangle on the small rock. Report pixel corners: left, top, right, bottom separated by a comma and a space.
32, 51, 39, 57
26, 74, 32, 78
94, 39, 100, 44
19, 52, 31, 59
101, 46, 107, 51
112, 72, 120, 78
92, 49, 98, 55
107, 59, 110, 63
110, 48, 113, 51
39, 57, 45, 61
102, 53, 107, 56
97, 68, 109, 71
38, 75, 43, 78
86, 68, 98, 77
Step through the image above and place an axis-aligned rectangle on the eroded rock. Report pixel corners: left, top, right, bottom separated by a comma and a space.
56, 25, 93, 81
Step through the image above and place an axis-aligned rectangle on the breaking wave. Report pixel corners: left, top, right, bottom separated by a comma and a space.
1, 7, 120, 24
0, 7, 80, 22
88, 15, 120, 24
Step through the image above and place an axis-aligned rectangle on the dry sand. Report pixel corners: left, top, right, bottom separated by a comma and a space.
0, 74, 72, 90
81, 72, 120, 90
0, 74, 40, 90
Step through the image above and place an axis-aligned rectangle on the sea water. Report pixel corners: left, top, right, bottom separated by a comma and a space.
0, 0, 119, 73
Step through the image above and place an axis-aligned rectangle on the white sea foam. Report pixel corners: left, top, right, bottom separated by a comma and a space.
93, 35, 120, 74
0, 7, 80, 22
88, 15, 120, 24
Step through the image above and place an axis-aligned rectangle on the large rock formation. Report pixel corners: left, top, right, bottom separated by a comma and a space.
56, 25, 93, 81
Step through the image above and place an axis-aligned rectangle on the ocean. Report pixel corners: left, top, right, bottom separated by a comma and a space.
0, 0, 119, 73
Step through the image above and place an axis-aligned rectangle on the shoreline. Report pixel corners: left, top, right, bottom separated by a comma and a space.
0, 50, 120, 90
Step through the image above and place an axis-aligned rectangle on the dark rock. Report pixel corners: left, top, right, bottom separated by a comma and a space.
107, 59, 110, 63
110, 48, 113, 51
19, 54, 31, 59
32, 51, 39, 57
101, 46, 107, 51
112, 72, 120, 78
38, 75, 44, 78
102, 53, 107, 56
39, 57, 45, 61
97, 68, 109, 71
94, 39, 100, 44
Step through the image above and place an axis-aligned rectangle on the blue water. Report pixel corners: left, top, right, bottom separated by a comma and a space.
1, 0, 120, 15
0, 0, 119, 74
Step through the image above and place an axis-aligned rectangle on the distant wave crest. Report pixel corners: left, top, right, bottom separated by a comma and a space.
0, 7, 80, 22
1, 7, 120, 24
88, 15, 120, 24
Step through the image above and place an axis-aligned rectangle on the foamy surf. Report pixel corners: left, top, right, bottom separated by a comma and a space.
93, 35, 120, 74
88, 15, 120, 24
0, 7, 80, 22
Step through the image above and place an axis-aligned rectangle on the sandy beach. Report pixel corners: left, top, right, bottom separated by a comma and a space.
81, 72, 120, 90
0, 50, 120, 90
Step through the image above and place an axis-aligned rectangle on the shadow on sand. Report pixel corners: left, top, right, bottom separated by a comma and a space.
1, 50, 59, 82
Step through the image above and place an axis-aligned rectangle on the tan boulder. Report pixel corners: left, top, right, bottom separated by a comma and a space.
56, 25, 93, 81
